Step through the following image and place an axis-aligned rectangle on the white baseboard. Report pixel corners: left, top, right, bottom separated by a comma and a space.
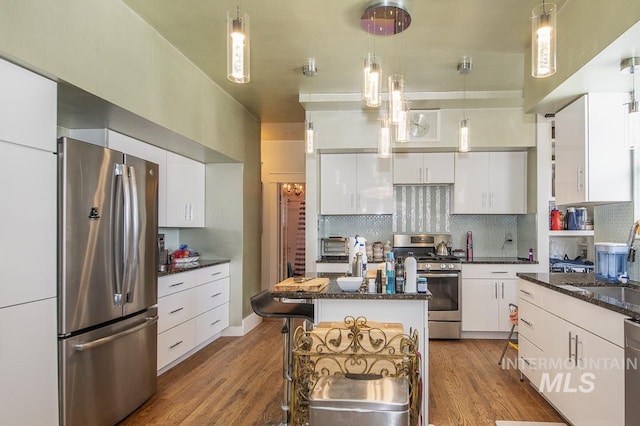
223, 312, 262, 337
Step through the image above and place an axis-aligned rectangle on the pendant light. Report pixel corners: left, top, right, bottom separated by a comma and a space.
363, 53, 382, 107
305, 121, 315, 154
621, 57, 640, 149
227, 7, 250, 83
395, 102, 410, 143
457, 56, 472, 152
531, 2, 557, 78
378, 117, 391, 158
389, 74, 405, 124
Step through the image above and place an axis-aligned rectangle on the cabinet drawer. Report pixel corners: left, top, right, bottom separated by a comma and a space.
518, 299, 544, 349
195, 303, 229, 346
158, 288, 197, 333
518, 279, 547, 308
196, 277, 230, 314
157, 320, 195, 369
158, 270, 198, 298
197, 263, 230, 284
462, 264, 519, 279
519, 335, 543, 391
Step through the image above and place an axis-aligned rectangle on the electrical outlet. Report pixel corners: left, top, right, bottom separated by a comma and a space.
505, 232, 513, 242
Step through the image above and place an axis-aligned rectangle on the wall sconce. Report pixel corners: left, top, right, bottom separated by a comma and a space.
283, 183, 305, 196
622, 57, 640, 149
227, 7, 250, 83
531, 2, 557, 78
305, 121, 315, 154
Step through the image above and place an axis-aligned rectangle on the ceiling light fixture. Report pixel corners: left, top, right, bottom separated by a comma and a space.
531, 2, 557, 78
305, 121, 315, 154
458, 56, 472, 152
227, 7, 250, 83
363, 53, 382, 107
302, 58, 317, 77
621, 57, 640, 149
395, 102, 410, 143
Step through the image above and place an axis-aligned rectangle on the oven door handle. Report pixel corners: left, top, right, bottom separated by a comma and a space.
420, 273, 459, 278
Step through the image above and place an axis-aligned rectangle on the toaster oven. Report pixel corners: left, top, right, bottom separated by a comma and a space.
321, 237, 349, 260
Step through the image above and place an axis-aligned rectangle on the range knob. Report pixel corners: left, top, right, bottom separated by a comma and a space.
440, 263, 447, 270
448, 264, 456, 269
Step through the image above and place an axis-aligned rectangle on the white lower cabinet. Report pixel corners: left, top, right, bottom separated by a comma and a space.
0, 298, 58, 425
518, 279, 625, 426
157, 263, 230, 371
461, 265, 528, 332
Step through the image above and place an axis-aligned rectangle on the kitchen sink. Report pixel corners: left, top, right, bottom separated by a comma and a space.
583, 286, 640, 306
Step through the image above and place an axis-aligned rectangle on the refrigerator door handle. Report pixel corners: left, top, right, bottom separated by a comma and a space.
73, 316, 158, 352
124, 165, 141, 304
113, 164, 127, 306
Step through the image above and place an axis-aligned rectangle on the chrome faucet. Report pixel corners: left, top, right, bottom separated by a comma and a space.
626, 219, 640, 262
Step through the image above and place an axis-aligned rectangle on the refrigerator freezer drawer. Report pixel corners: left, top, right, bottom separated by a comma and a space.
59, 308, 158, 426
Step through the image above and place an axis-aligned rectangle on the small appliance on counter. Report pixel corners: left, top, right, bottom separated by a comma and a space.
595, 243, 627, 280
320, 236, 349, 261
158, 234, 169, 272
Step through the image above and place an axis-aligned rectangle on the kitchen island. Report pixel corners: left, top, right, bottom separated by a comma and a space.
271, 280, 431, 425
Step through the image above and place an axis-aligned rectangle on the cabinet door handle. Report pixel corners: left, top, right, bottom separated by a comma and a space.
569, 331, 572, 359
494, 282, 498, 299
184, 203, 189, 221
521, 318, 533, 327
501, 282, 504, 298
210, 272, 222, 277
351, 194, 355, 209
210, 319, 221, 326
169, 282, 185, 288
170, 307, 184, 314
521, 357, 531, 366
575, 334, 580, 365
577, 165, 584, 192
482, 192, 487, 207
519, 289, 532, 296
489, 192, 494, 208
424, 167, 429, 183
211, 292, 222, 298
169, 340, 183, 349
418, 167, 422, 183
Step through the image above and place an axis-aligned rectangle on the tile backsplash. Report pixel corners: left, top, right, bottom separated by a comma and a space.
319, 185, 521, 257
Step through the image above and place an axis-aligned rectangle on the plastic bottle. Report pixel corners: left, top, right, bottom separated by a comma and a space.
395, 256, 405, 293
528, 248, 534, 262
368, 278, 376, 293
466, 231, 473, 261
405, 252, 417, 293
385, 252, 396, 294
359, 242, 367, 276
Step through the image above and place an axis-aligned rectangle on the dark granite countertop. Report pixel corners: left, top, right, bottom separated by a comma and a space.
464, 257, 538, 265
517, 272, 640, 318
158, 259, 230, 277
271, 279, 432, 301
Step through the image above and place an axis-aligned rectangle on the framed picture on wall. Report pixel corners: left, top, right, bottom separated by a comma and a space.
409, 110, 440, 142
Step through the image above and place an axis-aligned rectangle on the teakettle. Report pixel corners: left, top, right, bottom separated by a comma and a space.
436, 241, 449, 256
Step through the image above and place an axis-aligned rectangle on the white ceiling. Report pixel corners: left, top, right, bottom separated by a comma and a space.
122, 0, 571, 123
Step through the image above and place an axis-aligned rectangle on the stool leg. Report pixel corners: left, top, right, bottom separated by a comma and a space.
498, 324, 515, 365
277, 317, 294, 425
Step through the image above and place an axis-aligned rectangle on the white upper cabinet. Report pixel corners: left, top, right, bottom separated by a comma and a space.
166, 151, 205, 227
320, 153, 392, 214
0, 58, 56, 152
554, 93, 631, 205
453, 151, 526, 214
106, 131, 168, 227
393, 152, 454, 184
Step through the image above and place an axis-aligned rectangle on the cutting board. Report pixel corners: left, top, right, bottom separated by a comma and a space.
273, 277, 329, 292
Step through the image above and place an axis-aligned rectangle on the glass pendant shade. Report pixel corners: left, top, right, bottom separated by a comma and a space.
363, 55, 382, 107
388, 74, 405, 123
378, 118, 391, 158
531, 3, 556, 78
626, 101, 640, 149
459, 118, 470, 152
305, 121, 315, 154
395, 103, 410, 143
227, 9, 250, 83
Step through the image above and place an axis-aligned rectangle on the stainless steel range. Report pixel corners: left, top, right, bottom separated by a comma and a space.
393, 234, 461, 339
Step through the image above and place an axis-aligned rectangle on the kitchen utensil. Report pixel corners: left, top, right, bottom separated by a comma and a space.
436, 241, 449, 256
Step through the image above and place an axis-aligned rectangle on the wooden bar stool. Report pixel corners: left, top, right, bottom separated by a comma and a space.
250, 290, 314, 425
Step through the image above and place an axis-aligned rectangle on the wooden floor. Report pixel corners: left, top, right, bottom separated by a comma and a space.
120, 320, 565, 426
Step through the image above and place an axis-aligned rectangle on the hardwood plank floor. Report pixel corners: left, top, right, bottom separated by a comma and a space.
120, 320, 565, 426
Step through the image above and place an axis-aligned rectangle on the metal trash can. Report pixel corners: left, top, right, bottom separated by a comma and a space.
309, 375, 409, 426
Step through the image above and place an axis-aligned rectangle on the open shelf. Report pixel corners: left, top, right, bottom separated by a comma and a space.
549, 230, 594, 237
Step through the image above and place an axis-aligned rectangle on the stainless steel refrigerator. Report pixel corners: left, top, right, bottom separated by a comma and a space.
57, 137, 159, 426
